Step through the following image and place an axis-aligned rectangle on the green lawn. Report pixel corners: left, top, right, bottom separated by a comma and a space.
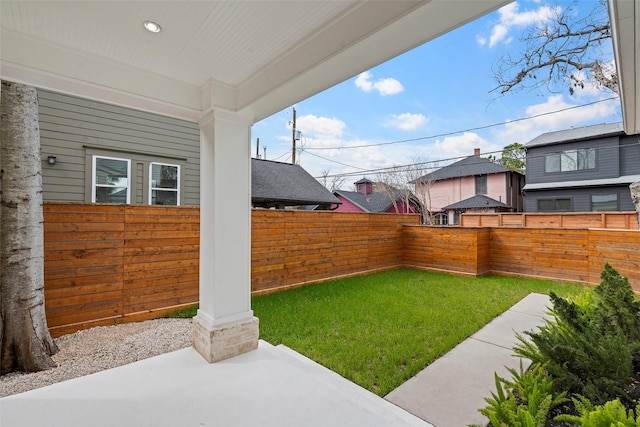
170, 268, 586, 396
252, 269, 585, 396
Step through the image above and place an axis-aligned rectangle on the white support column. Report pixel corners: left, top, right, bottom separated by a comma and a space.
192, 108, 258, 363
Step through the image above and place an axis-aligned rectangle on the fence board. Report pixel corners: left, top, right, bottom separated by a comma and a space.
461, 212, 638, 229
43, 203, 640, 336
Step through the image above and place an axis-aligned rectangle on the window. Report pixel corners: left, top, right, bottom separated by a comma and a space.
452, 210, 464, 225
92, 156, 130, 203
433, 213, 448, 225
149, 163, 180, 205
592, 194, 618, 211
475, 175, 487, 195
537, 198, 571, 212
545, 148, 596, 173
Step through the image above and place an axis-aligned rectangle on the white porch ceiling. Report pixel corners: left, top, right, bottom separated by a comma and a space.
3, 1, 510, 122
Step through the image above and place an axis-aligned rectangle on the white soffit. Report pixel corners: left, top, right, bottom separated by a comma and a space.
609, 0, 640, 135
1, 1, 509, 122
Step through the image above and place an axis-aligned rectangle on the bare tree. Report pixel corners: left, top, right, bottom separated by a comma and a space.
492, 0, 617, 96
1, 81, 58, 374
319, 169, 345, 192
375, 158, 429, 221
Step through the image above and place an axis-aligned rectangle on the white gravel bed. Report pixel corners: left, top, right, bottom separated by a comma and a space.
0, 318, 192, 398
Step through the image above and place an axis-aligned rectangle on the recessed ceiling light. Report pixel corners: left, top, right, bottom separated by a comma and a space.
144, 21, 162, 33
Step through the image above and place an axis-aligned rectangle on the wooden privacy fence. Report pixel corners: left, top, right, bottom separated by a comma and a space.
43, 203, 419, 336
43, 203, 640, 336
251, 210, 418, 293
44, 203, 200, 336
402, 226, 640, 291
461, 212, 638, 229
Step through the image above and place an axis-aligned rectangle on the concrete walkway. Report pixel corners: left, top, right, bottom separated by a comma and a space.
0, 293, 551, 427
385, 293, 551, 427
0, 340, 429, 427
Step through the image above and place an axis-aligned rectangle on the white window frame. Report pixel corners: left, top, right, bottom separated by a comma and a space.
91, 155, 131, 203
149, 162, 181, 206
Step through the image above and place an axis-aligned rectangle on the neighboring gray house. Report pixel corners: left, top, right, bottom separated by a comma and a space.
523, 122, 640, 212
39, 90, 201, 206
251, 159, 340, 210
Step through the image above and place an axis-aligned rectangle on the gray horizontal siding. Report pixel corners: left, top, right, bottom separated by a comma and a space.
524, 185, 634, 212
39, 89, 200, 205
620, 134, 640, 176
525, 136, 621, 185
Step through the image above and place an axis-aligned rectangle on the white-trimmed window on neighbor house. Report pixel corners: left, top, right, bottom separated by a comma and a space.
545, 148, 596, 173
433, 213, 448, 225
537, 198, 572, 212
149, 162, 180, 206
92, 156, 130, 203
591, 194, 618, 211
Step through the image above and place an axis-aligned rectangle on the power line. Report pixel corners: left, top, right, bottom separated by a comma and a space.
303, 97, 620, 151
315, 140, 640, 180
304, 150, 369, 171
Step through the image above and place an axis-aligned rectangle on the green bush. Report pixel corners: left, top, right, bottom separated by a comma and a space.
514, 264, 640, 405
556, 396, 640, 426
478, 362, 566, 427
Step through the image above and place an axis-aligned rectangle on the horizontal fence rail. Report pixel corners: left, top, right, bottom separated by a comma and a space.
461, 212, 638, 229
43, 203, 419, 336
43, 203, 640, 336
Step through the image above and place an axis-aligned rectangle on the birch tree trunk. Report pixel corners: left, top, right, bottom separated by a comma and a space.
631, 182, 640, 230
0, 80, 58, 374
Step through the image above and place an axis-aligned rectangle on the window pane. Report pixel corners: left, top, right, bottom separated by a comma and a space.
555, 199, 571, 211
151, 190, 178, 206
96, 158, 128, 186
560, 150, 577, 171
475, 175, 487, 195
151, 164, 178, 189
578, 148, 596, 170
95, 186, 128, 203
592, 194, 617, 211
545, 154, 560, 172
538, 200, 554, 211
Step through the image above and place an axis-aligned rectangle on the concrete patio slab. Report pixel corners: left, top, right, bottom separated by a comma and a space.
1, 293, 552, 427
385, 293, 551, 427
0, 341, 430, 427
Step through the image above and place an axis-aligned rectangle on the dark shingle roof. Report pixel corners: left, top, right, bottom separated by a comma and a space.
354, 177, 373, 184
251, 159, 340, 208
442, 194, 511, 210
524, 122, 624, 148
335, 184, 421, 213
413, 155, 513, 183
334, 190, 395, 213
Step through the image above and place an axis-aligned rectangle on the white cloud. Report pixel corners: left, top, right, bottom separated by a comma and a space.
480, 2, 560, 48
433, 132, 502, 159
496, 94, 619, 144
295, 114, 345, 140
354, 71, 404, 96
386, 113, 427, 131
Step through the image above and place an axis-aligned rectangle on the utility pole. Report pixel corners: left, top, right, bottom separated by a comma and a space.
256, 138, 260, 159
291, 107, 297, 165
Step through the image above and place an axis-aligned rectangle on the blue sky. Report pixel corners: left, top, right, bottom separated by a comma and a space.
250, 0, 621, 188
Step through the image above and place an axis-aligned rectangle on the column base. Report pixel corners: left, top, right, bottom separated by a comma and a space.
192, 315, 259, 363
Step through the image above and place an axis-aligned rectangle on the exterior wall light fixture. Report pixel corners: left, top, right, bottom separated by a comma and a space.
47, 156, 57, 165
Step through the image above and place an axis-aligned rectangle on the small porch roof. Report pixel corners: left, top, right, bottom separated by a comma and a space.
442, 194, 512, 210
